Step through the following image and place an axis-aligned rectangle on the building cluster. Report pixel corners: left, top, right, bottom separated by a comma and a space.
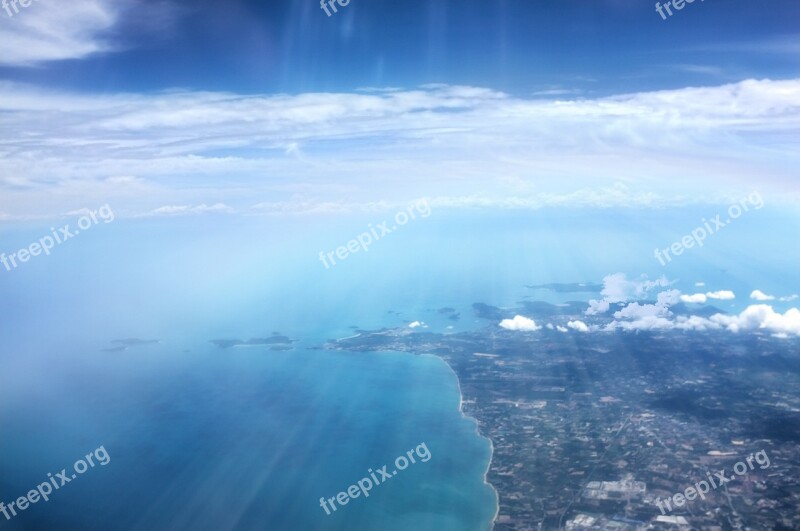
326, 307, 800, 530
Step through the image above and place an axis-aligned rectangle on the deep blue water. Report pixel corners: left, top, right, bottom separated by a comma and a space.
0, 341, 496, 530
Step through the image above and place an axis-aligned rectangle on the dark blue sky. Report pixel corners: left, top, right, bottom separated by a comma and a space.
3, 0, 798, 95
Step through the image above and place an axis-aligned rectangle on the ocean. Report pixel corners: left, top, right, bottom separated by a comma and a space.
1, 205, 798, 530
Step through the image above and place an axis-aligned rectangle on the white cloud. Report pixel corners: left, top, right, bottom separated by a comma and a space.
614, 302, 663, 320
583, 273, 799, 338
604, 274, 672, 303
681, 290, 737, 303
750, 290, 776, 301
427, 185, 677, 211
608, 304, 800, 337
706, 290, 736, 300
613, 289, 681, 326
499, 315, 541, 332
657, 290, 682, 306
2, 78, 800, 218
674, 315, 722, 331
408, 321, 424, 329
556, 325, 568, 333
680, 293, 708, 303
145, 203, 234, 217
710, 305, 800, 336
567, 320, 589, 332
0, 0, 181, 67
0, 1, 120, 66
695, 282, 706, 287
586, 299, 611, 316
748, 291, 799, 302
587, 273, 671, 316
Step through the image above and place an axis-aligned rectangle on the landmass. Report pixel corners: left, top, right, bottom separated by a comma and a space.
102, 338, 159, 352
210, 332, 296, 350
323, 300, 800, 530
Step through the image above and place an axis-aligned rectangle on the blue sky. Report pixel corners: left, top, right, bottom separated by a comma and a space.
2, 0, 798, 94
0, 0, 798, 219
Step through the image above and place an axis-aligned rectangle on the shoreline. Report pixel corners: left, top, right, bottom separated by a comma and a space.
422, 353, 500, 531
325, 343, 501, 529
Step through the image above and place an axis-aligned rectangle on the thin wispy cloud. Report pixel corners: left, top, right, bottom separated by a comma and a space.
690, 34, 800, 56
0, 0, 181, 67
0, 0, 120, 66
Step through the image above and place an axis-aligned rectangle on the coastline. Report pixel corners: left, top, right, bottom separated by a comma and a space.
422, 353, 500, 531
323, 341, 501, 530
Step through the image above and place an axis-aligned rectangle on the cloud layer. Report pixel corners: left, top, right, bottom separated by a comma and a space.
1, 78, 799, 218
680, 290, 737, 303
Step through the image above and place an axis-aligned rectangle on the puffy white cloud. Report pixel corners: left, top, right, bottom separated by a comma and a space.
499, 315, 541, 332
707, 290, 736, 300
610, 304, 800, 337
680, 290, 736, 303
556, 325, 568, 333
614, 302, 663, 320
612, 289, 681, 330
674, 315, 722, 331
603, 273, 671, 303
586, 273, 671, 316
586, 299, 611, 316
657, 290, 682, 306
567, 320, 590, 333
680, 293, 708, 303
710, 305, 800, 335
584, 273, 799, 338
750, 290, 776, 301
408, 321, 424, 329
